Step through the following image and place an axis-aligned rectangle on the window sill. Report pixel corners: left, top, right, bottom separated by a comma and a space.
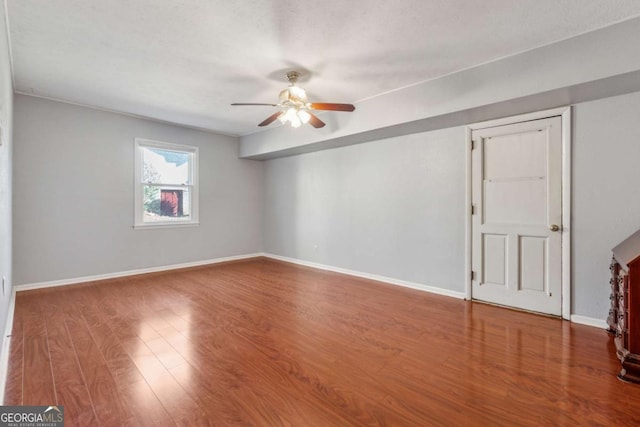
133, 221, 200, 230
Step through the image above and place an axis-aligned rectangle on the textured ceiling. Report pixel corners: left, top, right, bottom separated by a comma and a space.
6, 0, 640, 136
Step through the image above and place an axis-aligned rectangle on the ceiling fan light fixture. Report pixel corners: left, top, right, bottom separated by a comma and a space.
297, 109, 311, 124
278, 107, 311, 128
279, 107, 301, 127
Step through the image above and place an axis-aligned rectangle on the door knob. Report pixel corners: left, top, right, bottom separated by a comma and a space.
549, 224, 560, 232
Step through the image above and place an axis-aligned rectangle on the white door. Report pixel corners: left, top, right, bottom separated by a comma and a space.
471, 116, 562, 315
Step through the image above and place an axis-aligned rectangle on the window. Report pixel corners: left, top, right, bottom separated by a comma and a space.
134, 138, 199, 228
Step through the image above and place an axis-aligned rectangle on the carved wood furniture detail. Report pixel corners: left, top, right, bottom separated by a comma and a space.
609, 230, 640, 383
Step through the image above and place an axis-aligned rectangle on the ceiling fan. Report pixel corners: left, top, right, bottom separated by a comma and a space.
231, 71, 355, 129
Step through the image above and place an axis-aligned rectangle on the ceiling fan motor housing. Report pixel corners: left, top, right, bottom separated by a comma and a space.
279, 86, 308, 108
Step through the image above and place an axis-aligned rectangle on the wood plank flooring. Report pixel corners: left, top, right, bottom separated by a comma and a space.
4, 257, 640, 426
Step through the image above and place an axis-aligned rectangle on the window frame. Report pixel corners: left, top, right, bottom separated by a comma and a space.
134, 138, 199, 229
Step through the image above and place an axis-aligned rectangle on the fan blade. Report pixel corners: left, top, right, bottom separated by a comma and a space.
258, 111, 283, 127
307, 112, 326, 128
231, 103, 279, 106
309, 103, 355, 112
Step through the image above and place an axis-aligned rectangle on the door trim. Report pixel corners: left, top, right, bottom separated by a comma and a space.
464, 106, 572, 320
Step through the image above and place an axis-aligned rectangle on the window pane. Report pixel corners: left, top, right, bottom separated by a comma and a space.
143, 186, 191, 222
142, 147, 190, 185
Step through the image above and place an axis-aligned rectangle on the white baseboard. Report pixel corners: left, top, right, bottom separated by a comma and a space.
15, 253, 264, 292
570, 314, 608, 329
0, 288, 17, 405
263, 253, 467, 300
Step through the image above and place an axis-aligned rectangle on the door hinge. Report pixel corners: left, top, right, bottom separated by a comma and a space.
471, 271, 476, 281
471, 139, 475, 150
471, 205, 476, 215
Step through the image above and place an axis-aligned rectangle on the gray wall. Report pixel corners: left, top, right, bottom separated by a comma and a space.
264, 90, 640, 321
13, 95, 263, 285
0, 5, 13, 337
572, 91, 640, 319
264, 126, 466, 292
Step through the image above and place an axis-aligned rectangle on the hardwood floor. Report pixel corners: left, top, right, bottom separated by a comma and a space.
4, 257, 640, 426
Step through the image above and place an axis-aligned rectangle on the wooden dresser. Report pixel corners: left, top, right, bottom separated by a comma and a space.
609, 229, 640, 383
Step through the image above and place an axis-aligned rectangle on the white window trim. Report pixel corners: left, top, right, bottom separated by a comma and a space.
134, 138, 200, 229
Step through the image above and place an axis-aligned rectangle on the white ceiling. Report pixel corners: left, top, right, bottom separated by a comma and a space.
6, 0, 640, 136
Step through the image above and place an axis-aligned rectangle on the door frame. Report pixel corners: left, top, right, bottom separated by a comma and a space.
464, 106, 572, 320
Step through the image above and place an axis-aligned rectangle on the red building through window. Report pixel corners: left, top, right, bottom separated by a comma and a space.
160, 190, 184, 217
